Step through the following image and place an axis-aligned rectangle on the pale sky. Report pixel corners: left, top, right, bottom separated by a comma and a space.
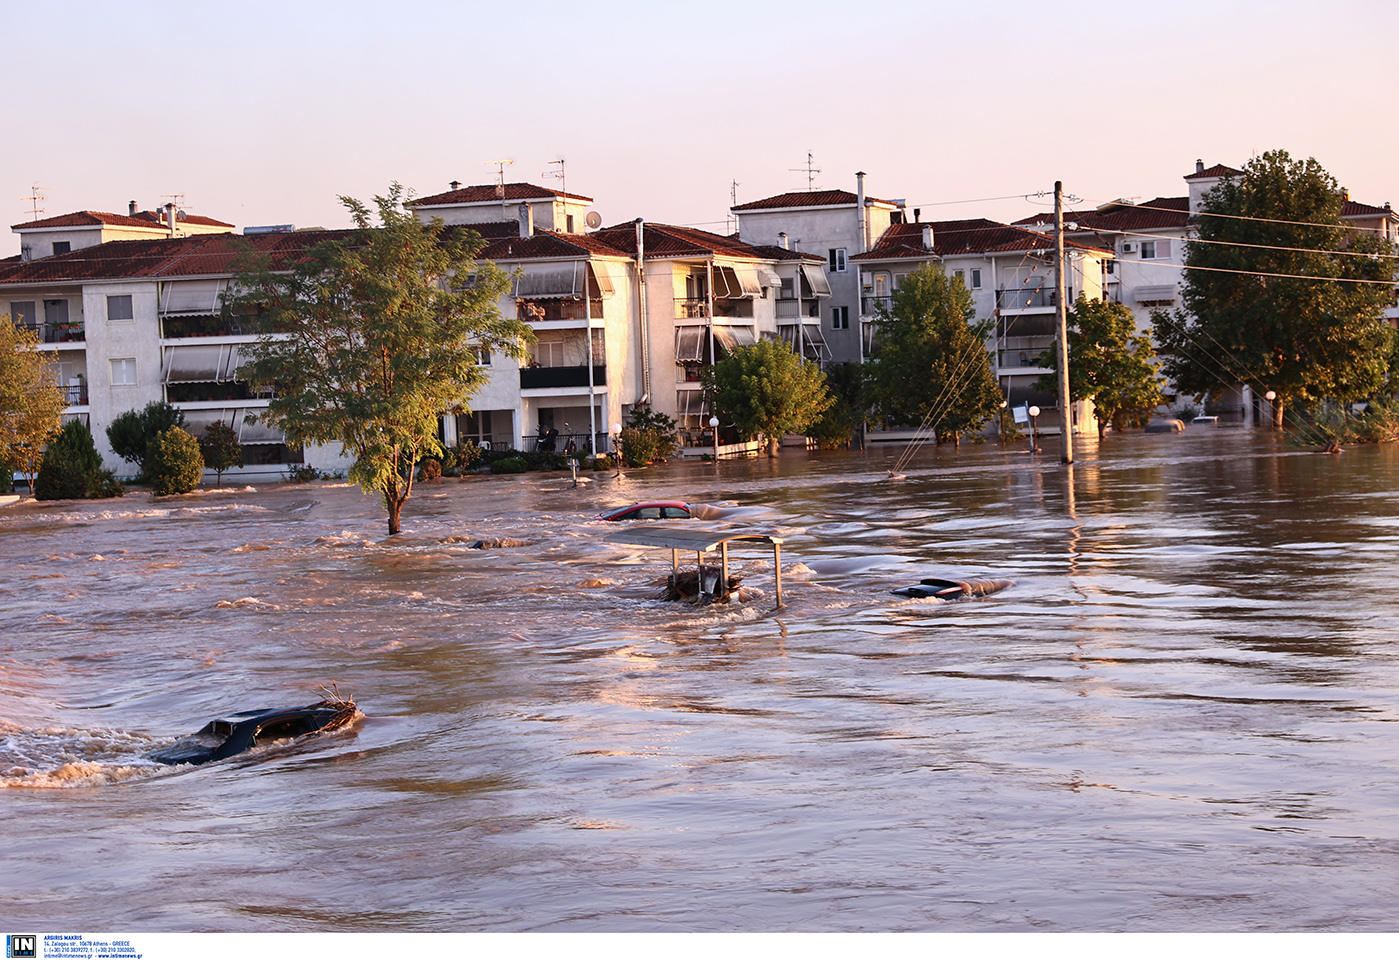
7, 0, 1397, 254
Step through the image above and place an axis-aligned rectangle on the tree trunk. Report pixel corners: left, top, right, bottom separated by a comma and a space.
767, 435, 780, 457
387, 495, 402, 536
1272, 400, 1285, 430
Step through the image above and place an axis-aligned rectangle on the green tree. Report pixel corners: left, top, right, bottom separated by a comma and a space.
702, 339, 832, 456
867, 263, 1002, 445
106, 401, 185, 476
1036, 296, 1165, 439
617, 405, 679, 467
146, 426, 205, 495
1155, 150, 1398, 428
200, 420, 244, 486
35, 419, 104, 500
807, 361, 866, 449
0, 316, 67, 493
226, 183, 529, 535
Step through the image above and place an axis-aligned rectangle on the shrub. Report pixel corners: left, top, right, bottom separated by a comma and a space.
592, 454, 613, 471
617, 405, 679, 467
107, 401, 186, 476
145, 427, 205, 495
490, 456, 527, 474
0, 465, 12, 492
200, 420, 244, 487
286, 464, 325, 483
35, 420, 106, 500
418, 457, 442, 481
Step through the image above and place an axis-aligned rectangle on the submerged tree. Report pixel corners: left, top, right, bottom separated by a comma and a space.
0, 317, 67, 493
1155, 150, 1397, 428
199, 420, 244, 487
1036, 296, 1165, 438
702, 339, 832, 456
107, 400, 185, 477
226, 184, 529, 534
867, 263, 1001, 444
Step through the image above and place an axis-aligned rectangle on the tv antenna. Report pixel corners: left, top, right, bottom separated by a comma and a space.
542, 158, 566, 198
728, 178, 741, 233
23, 183, 48, 221
483, 159, 514, 200
790, 151, 820, 190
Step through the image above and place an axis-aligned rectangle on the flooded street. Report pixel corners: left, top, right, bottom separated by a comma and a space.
4, 431, 1399, 932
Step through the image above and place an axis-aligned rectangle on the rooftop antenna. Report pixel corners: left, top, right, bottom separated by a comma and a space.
789, 151, 820, 190
542, 158, 566, 198
728, 178, 741, 234
24, 183, 48, 220
483, 159, 514, 220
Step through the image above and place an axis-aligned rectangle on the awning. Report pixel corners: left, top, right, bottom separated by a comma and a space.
237, 412, 287, 445
712, 265, 761, 299
757, 267, 782, 289
163, 345, 228, 383
712, 325, 756, 353
800, 263, 832, 297
676, 390, 707, 417
178, 408, 235, 437
160, 279, 226, 314
515, 263, 583, 299
675, 327, 706, 362
1134, 285, 1177, 304
778, 324, 827, 361
587, 262, 616, 298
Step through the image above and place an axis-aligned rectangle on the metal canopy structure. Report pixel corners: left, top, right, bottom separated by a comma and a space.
603, 526, 785, 608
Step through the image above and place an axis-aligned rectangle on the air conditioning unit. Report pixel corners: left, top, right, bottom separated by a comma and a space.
1122, 242, 1137, 253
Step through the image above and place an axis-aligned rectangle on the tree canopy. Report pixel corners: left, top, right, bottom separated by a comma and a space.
0, 316, 67, 492
226, 184, 530, 534
703, 339, 832, 456
867, 264, 1002, 444
1155, 150, 1398, 428
1036, 296, 1165, 438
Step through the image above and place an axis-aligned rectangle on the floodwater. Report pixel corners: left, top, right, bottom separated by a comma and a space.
3, 430, 1399, 932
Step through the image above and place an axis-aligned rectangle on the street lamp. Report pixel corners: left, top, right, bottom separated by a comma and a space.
999, 399, 1008, 446
1263, 391, 1277, 431
611, 422, 623, 468
709, 416, 720, 462
1028, 405, 1041, 452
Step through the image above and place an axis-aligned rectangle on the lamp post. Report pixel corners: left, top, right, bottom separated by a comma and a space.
998, 399, 1008, 446
1028, 405, 1040, 452
1263, 391, 1277, 431
611, 422, 623, 468
709, 416, 720, 462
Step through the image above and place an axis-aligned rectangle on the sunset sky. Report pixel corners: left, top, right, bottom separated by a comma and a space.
7, 0, 1397, 253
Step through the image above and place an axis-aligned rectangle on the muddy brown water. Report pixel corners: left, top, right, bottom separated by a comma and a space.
3, 431, 1398, 931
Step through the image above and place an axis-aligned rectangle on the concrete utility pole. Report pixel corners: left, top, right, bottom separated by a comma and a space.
1054, 181, 1074, 465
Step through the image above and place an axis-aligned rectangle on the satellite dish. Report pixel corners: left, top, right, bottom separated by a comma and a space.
585, 210, 602, 230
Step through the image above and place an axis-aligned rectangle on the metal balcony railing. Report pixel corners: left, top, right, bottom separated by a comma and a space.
519, 365, 607, 390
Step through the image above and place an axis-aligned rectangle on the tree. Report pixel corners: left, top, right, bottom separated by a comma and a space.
226, 184, 529, 535
617, 405, 678, 467
867, 263, 1002, 445
0, 316, 67, 493
200, 420, 244, 486
1036, 296, 1165, 439
702, 339, 832, 456
1155, 150, 1398, 429
107, 401, 185, 476
146, 427, 205, 495
807, 361, 866, 449
35, 420, 104, 500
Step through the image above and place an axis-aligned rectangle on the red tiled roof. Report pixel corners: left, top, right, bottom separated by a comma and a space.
410, 182, 594, 207
852, 219, 1111, 262
591, 222, 778, 261
1184, 163, 1243, 180
1015, 197, 1191, 233
731, 189, 898, 212
1343, 199, 1395, 218
12, 209, 234, 231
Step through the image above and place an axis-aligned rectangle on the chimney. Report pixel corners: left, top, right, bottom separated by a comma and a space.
518, 202, 534, 238
165, 202, 177, 238
1195, 159, 1205, 174
450, 180, 461, 191
921, 225, 933, 250
914, 208, 921, 223
129, 200, 137, 216
855, 171, 868, 252
778, 231, 788, 250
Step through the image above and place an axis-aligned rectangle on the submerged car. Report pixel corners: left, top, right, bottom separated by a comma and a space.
150, 694, 359, 766
597, 501, 692, 521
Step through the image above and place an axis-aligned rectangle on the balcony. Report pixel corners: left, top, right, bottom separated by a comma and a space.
861, 295, 892, 316
17, 322, 85, 344
517, 299, 604, 323
997, 315, 1058, 338
62, 384, 89, 405
519, 365, 607, 390
776, 298, 822, 320
995, 288, 1072, 311
161, 314, 269, 339
673, 298, 754, 321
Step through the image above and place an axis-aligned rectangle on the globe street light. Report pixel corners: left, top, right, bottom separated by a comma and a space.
709, 416, 720, 462
1028, 405, 1041, 452
999, 399, 1008, 446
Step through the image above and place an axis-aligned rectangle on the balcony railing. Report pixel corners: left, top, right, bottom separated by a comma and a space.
161, 314, 269, 339
16, 322, 85, 343
519, 365, 607, 390
776, 299, 822, 319
673, 298, 754, 320
997, 316, 1058, 338
995, 288, 1072, 310
62, 384, 89, 405
861, 295, 892, 316
518, 300, 604, 323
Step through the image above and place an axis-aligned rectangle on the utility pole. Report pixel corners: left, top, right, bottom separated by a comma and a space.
1054, 181, 1074, 465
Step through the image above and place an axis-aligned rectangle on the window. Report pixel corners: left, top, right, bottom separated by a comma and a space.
953, 269, 965, 285
110, 357, 138, 386
44, 299, 69, 326
970, 268, 983, 289
831, 306, 849, 330
893, 273, 906, 290
531, 339, 565, 367
472, 345, 492, 366
107, 294, 134, 321
780, 277, 794, 299
566, 214, 575, 233
873, 274, 889, 297
9, 301, 35, 328
1141, 240, 1171, 260
828, 248, 847, 272
53, 241, 70, 255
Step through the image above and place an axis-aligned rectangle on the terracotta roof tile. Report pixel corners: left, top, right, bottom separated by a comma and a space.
852, 219, 1111, 262
731, 189, 897, 212
12, 209, 234, 231
1015, 197, 1191, 233
410, 182, 593, 207
591, 222, 777, 261
1184, 163, 1243, 180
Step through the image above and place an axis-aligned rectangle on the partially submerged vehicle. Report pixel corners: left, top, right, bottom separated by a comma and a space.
150, 693, 359, 766
891, 578, 1014, 600
598, 501, 692, 521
